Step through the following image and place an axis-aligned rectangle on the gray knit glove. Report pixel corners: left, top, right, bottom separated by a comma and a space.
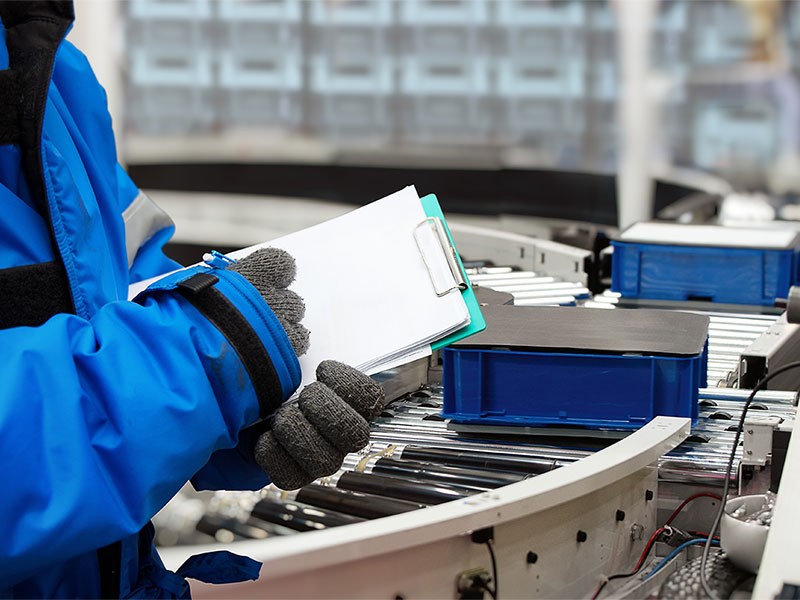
230, 247, 310, 356
255, 360, 385, 490
230, 248, 385, 490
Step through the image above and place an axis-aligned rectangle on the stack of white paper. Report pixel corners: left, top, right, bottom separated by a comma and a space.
230, 186, 471, 388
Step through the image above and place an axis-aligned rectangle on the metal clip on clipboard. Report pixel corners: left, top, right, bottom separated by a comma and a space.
413, 217, 468, 297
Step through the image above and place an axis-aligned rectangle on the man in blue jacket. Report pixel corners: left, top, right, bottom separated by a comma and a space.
0, 2, 383, 597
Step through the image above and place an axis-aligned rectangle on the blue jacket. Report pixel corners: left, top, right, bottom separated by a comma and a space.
0, 8, 300, 598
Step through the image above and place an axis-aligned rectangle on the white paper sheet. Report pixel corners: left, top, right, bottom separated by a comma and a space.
227, 186, 469, 388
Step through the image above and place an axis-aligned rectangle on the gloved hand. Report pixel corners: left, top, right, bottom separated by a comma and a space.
230, 248, 385, 490
255, 360, 385, 489
230, 247, 310, 356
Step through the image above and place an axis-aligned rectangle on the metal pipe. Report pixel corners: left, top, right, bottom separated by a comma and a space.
333, 471, 472, 505
195, 514, 286, 541
398, 446, 568, 475
250, 498, 365, 532
367, 457, 527, 489
294, 484, 426, 519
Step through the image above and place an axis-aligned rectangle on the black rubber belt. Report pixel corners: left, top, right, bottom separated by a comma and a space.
177, 272, 285, 419
0, 0, 77, 314
0, 69, 20, 145
0, 261, 73, 329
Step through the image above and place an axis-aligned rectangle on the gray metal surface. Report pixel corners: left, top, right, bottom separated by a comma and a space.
588, 291, 780, 387
453, 304, 709, 356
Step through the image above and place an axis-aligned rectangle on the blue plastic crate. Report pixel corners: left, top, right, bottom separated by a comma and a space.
692, 103, 778, 171
311, 0, 394, 25
443, 346, 705, 431
400, 0, 488, 25
217, 0, 302, 22
399, 57, 490, 95
442, 305, 708, 431
612, 222, 800, 306
493, 0, 585, 27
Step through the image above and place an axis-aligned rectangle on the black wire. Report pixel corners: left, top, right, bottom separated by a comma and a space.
592, 579, 609, 600
591, 526, 667, 599
592, 560, 647, 599
699, 360, 800, 599
591, 548, 654, 600
478, 580, 498, 600
484, 539, 498, 600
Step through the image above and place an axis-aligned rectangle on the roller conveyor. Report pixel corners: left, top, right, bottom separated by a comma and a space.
153, 245, 796, 598
363, 385, 791, 489
152, 394, 785, 597
160, 415, 690, 598
155, 383, 793, 548
467, 269, 592, 306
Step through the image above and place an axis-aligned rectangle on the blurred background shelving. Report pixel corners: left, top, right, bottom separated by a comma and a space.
112, 0, 800, 182
60, 0, 800, 263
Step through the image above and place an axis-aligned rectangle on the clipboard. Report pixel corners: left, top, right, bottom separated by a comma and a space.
417, 193, 486, 350
129, 187, 485, 386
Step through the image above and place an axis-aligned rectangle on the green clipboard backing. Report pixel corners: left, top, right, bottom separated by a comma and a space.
420, 193, 487, 350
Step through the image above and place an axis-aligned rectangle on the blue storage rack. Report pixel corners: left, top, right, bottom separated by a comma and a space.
611, 222, 800, 306
442, 305, 708, 431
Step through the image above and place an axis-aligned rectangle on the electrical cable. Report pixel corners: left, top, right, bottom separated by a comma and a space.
591, 578, 609, 600
590, 526, 666, 599
591, 493, 722, 599
478, 580, 497, 600
631, 527, 667, 574
688, 532, 720, 540
699, 360, 800, 599
647, 538, 720, 581
665, 492, 722, 525
483, 539, 498, 600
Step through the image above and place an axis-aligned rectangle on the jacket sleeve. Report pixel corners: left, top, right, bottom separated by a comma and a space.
117, 164, 183, 282
0, 265, 300, 589
49, 37, 180, 284
115, 168, 282, 491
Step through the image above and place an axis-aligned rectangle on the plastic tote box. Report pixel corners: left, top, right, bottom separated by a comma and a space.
611, 222, 800, 306
442, 305, 708, 431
